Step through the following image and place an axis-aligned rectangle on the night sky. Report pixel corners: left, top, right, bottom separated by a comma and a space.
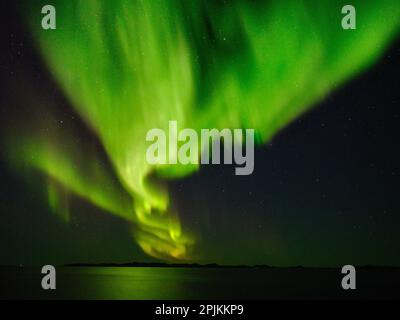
0, 1, 399, 267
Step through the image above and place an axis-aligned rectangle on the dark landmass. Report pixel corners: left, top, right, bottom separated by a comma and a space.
65, 262, 271, 268
63, 262, 400, 269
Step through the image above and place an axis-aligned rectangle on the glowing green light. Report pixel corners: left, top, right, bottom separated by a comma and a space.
10, 0, 400, 260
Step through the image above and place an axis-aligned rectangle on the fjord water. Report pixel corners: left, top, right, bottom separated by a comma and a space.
2, 266, 399, 299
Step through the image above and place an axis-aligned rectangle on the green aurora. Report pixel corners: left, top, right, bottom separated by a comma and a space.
6, 0, 400, 261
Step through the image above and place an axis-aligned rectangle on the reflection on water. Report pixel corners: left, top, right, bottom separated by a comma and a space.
2, 266, 399, 299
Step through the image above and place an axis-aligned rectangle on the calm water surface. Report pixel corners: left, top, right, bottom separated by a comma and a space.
2, 266, 399, 299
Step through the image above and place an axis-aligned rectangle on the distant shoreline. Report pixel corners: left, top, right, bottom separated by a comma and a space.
62, 263, 400, 270
0, 263, 398, 269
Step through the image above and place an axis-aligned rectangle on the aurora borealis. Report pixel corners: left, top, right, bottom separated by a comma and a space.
1, 0, 400, 266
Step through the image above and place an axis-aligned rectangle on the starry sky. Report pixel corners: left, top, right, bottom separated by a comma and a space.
0, 1, 399, 267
